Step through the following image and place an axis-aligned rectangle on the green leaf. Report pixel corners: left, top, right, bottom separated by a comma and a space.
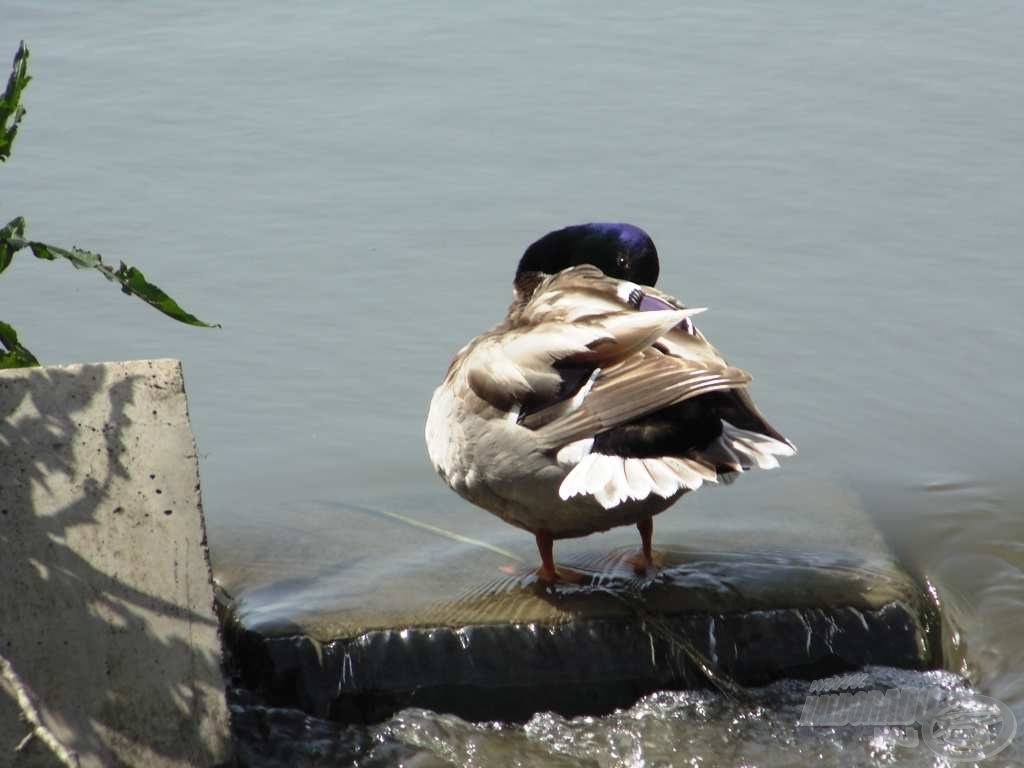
0, 42, 218, 336
0, 320, 40, 368
114, 263, 219, 328
0, 213, 219, 328
27, 241, 105, 270
25, 239, 219, 327
0, 41, 31, 163
0, 216, 27, 273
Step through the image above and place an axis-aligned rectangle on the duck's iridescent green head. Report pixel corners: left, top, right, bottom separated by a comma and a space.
516, 223, 660, 287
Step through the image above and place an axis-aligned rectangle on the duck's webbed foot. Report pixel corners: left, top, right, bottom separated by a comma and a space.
534, 530, 587, 584
627, 516, 663, 575
537, 567, 588, 584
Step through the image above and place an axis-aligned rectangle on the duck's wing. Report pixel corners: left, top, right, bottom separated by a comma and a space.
464, 308, 719, 406
528, 349, 748, 448
463, 276, 714, 413
471, 265, 794, 509
502, 266, 745, 439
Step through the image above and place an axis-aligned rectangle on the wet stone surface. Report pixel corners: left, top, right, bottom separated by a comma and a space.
222, 542, 937, 724
218, 477, 940, 725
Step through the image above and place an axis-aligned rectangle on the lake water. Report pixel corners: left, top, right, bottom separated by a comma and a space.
4, 2, 1024, 765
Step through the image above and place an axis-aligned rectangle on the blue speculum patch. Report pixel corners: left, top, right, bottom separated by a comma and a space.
633, 290, 695, 335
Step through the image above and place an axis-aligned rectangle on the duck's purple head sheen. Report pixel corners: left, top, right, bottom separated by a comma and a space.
516, 223, 660, 287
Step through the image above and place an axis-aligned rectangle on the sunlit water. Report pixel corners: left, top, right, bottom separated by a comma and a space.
232, 668, 1017, 767
4, 2, 1024, 765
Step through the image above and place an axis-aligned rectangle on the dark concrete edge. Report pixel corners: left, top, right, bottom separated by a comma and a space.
184, 370, 238, 768
220, 597, 940, 726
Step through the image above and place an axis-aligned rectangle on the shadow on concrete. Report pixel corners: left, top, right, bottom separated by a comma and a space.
0, 365, 226, 766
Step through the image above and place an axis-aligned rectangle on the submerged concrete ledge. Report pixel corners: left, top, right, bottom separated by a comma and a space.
223, 534, 939, 724
0, 360, 230, 767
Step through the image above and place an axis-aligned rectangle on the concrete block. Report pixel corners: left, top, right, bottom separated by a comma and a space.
0, 360, 230, 767
222, 478, 938, 723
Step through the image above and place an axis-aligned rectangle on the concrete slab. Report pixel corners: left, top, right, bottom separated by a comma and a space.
221, 476, 939, 723
0, 360, 230, 767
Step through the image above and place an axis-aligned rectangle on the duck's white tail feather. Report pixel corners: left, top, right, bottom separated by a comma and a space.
641, 458, 679, 498
555, 437, 595, 466
559, 452, 715, 509
718, 421, 795, 465
556, 420, 794, 510
623, 459, 655, 500
693, 420, 796, 478
697, 440, 744, 474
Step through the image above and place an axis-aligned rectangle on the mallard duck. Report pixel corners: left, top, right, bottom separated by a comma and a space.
425, 223, 794, 582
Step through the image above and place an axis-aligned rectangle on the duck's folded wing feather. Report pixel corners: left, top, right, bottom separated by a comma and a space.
532, 352, 751, 450
464, 308, 698, 410
519, 265, 729, 365
516, 264, 634, 323
478, 264, 794, 509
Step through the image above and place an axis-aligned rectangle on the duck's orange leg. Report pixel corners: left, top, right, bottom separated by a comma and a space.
535, 529, 558, 583
535, 530, 587, 583
625, 516, 661, 574
638, 516, 654, 565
